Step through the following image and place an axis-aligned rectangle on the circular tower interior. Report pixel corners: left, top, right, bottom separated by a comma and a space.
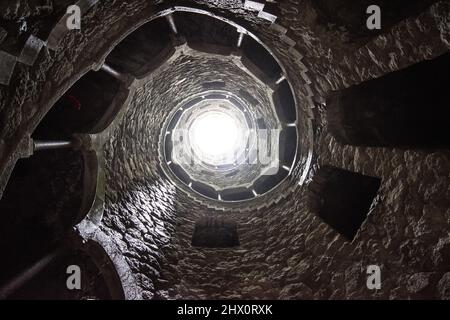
0, 0, 449, 300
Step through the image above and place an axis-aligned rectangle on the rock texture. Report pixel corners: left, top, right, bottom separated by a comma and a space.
0, 0, 449, 300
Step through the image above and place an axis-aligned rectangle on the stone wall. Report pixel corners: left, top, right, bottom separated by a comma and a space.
262, 131, 450, 299
0, 0, 449, 300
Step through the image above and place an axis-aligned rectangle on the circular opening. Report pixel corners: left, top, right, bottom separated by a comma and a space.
162, 89, 298, 203
189, 110, 242, 166
171, 95, 252, 173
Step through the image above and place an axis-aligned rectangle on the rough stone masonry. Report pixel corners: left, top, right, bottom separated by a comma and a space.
0, 0, 449, 300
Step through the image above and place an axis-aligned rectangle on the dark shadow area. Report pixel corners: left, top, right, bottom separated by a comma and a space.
106, 17, 173, 77
192, 216, 239, 248
192, 181, 218, 200
176, 12, 237, 48
279, 127, 297, 168
170, 163, 190, 185
202, 81, 226, 90
221, 187, 254, 201
308, 166, 381, 241
327, 52, 450, 148
0, 149, 84, 287
273, 81, 296, 123
253, 169, 287, 195
33, 70, 122, 137
241, 36, 281, 80
7, 244, 116, 300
